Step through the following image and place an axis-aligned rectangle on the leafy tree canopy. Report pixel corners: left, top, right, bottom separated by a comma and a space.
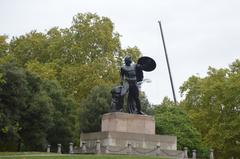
4, 13, 141, 104
180, 59, 240, 158
0, 35, 9, 57
0, 62, 77, 152
79, 85, 112, 133
155, 97, 203, 152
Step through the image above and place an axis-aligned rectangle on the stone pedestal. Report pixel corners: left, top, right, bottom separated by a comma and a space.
80, 131, 177, 150
80, 112, 177, 153
102, 112, 155, 135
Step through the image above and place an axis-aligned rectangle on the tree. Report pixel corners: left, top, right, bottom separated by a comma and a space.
9, 31, 47, 64
70, 13, 121, 64
0, 35, 9, 57
139, 92, 154, 115
180, 59, 240, 158
79, 85, 112, 133
44, 80, 78, 153
25, 60, 58, 80
0, 62, 78, 151
154, 97, 203, 152
8, 13, 142, 104
0, 62, 53, 151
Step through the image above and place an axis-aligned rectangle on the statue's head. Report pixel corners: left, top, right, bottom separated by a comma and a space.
124, 55, 132, 66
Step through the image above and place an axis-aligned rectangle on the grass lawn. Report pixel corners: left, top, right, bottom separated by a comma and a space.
0, 152, 52, 156
0, 152, 174, 159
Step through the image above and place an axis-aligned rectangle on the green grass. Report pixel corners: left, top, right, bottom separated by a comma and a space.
0, 152, 51, 156
0, 152, 173, 159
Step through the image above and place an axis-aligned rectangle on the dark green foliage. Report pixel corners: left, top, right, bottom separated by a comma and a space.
0, 62, 52, 151
154, 97, 202, 151
19, 91, 53, 151
79, 85, 112, 133
0, 62, 77, 151
44, 81, 78, 152
139, 92, 154, 115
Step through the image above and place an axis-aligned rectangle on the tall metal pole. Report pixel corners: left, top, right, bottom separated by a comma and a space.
158, 21, 177, 105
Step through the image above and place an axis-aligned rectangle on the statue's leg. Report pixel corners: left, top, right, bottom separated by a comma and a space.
121, 81, 129, 96
110, 101, 115, 112
133, 84, 143, 114
128, 86, 137, 113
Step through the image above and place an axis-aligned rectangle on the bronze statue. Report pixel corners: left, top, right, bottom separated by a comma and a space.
111, 55, 156, 114
110, 85, 123, 112
120, 56, 142, 114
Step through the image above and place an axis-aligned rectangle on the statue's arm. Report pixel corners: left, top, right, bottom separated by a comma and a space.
136, 64, 143, 70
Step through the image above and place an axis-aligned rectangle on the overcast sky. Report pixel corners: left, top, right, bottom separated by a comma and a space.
1, 0, 240, 104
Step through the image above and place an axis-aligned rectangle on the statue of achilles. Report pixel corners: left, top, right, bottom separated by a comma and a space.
110, 55, 156, 115
120, 55, 144, 114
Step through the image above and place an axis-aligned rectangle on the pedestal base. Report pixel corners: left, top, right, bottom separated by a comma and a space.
77, 112, 182, 158
80, 131, 177, 150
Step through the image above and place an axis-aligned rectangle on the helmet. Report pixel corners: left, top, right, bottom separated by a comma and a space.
124, 55, 132, 66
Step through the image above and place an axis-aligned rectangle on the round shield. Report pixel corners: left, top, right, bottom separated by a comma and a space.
137, 56, 156, 72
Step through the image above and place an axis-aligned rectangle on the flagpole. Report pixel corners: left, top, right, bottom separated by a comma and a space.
158, 21, 177, 105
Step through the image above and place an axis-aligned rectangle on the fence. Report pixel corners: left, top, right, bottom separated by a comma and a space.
46, 141, 215, 159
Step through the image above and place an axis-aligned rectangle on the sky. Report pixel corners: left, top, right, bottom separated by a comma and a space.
1, 0, 240, 104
